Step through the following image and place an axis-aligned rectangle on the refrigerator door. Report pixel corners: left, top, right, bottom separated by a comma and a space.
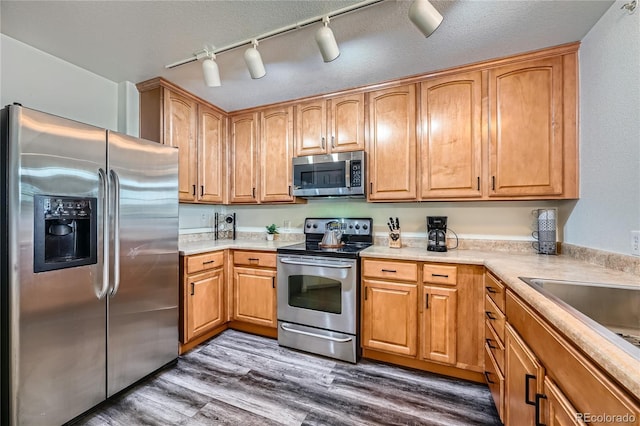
106, 131, 178, 397
4, 106, 107, 425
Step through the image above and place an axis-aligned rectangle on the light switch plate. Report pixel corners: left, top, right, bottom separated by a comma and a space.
631, 230, 640, 256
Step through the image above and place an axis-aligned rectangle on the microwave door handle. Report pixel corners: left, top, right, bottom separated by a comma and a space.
345, 159, 351, 188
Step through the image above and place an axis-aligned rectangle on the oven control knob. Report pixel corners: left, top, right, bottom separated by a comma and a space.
306, 223, 312, 229
312, 224, 318, 229
355, 224, 360, 230
363, 224, 368, 230
349, 225, 353, 229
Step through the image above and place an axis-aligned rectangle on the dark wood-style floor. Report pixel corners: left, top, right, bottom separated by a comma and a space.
73, 330, 501, 425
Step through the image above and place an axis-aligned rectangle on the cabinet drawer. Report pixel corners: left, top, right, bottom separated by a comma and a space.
485, 320, 505, 373
186, 251, 224, 274
484, 344, 504, 423
233, 250, 276, 268
363, 259, 418, 282
485, 272, 505, 312
422, 264, 457, 285
485, 294, 505, 343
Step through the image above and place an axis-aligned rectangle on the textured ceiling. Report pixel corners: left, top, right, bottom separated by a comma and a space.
1, 0, 614, 112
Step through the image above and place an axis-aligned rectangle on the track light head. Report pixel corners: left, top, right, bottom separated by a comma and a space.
315, 16, 340, 62
244, 39, 266, 79
202, 52, 221, 87
408, 0, 443, 38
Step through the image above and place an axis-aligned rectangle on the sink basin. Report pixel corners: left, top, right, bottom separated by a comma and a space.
519, 277, 640, 359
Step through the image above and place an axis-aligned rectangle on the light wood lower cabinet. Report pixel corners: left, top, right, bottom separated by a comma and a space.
362, 279, 418, 356
180, 251, 226, 347
543, 377, 586, 426
233, 267, 277, 328
421, 285, 457, 365
361, 259, 484, 381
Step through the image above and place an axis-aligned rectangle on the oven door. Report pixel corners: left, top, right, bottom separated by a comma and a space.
277, 254, 357, 335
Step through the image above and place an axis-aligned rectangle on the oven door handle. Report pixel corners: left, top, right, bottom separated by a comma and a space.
279, 258, 353, 269
280, 323, 353, 343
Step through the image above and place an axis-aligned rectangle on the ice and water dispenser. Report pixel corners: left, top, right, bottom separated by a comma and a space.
33, 195, 97, 272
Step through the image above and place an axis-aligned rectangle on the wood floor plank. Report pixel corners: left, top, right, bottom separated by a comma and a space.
73, 330, 501, 426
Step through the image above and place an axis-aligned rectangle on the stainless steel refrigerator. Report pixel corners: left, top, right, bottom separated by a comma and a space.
0, 105, 179, 425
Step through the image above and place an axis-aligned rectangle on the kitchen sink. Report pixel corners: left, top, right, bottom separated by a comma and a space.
519, 277, 640, 359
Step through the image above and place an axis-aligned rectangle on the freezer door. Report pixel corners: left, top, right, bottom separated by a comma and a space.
106, 131, 178, 397
4, 106, 107, 425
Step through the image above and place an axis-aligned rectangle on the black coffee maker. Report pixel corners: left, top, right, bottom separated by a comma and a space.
427, 216, 447, 252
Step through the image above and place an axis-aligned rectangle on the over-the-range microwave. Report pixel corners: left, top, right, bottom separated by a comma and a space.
292, 151, 365, 198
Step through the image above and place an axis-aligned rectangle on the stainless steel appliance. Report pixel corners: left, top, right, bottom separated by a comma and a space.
0, 105, 179, 426
277, 218, 373, 363
427, 216, 447, 252
292, 151, 365, 198
532, 208, 557, 255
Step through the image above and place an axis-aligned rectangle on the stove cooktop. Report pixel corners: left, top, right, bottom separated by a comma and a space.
277, 218, 373, 259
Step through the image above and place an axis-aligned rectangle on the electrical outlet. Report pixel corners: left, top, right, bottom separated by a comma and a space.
631, 231, 640, 256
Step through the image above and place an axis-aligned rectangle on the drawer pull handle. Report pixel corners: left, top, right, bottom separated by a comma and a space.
202, 260, 215, 265
248, 258, 260, 261
525, 374, 536, 406
381, 269, 397, 273
486, 286, 497, 294
484, 371, 495, 384
485, 311, 497, 320
432, 273, 449, 278
485, 338, 497, 350
535, 393, 548, 426
190, 283, 195, 296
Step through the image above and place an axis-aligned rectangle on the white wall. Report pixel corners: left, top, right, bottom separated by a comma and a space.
0, 34, 119, 129
564, 1, 640, 255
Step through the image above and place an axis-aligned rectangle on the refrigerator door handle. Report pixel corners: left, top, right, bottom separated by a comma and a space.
97, 168, 110, 299
109, 169, 121, 297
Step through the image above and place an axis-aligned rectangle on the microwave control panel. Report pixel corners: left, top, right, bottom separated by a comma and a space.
350, 161, 362, 187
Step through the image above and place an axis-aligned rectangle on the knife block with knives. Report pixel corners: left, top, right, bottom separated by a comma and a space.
388, 217, 401, 248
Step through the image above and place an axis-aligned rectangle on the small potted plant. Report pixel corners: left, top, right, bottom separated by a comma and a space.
265, 224, 279, 241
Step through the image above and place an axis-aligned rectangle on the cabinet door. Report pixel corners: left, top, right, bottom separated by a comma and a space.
164, 89, 197, 202
362, 279, 418, 356
505, 323, 545, 426
421, 286, 457, 365
543, 377, 586, 426
329, 93, 365, 153
233, 267, 277, 328
295, 99, 326, 156
185, 268, 224, 342
260, 106, 294, 203
229, 113, 259, 203
368, 84, 417, 200
488, 57, 564, 197
420, 72, 482, 198
198, 105, 226, 203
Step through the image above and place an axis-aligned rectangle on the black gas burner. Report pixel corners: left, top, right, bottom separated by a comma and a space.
277, 218, 373, 259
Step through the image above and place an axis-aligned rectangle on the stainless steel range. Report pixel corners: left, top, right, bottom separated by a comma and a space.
277, 218, 373, 363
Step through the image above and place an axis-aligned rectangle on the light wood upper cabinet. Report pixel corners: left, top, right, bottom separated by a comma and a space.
260, 106, 294, 202
421, 286, 457, 365
488, 56, 564, 197
329, 93, 365, 153
137, 78, 226, 204
198, 104, 225, 203
295, 93, 365, 157
368, 84, 417, 201
362, 279, 418, 356
164, 89, 198, 202
229, 112, 259, 203
420, 72, 483, 198
295, 99, 327, 156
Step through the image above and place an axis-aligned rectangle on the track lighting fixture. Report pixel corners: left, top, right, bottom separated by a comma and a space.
201, 51, 221, 87
408, 0, 443, 38
244, 39, 266, 79
315, 16, 340, 63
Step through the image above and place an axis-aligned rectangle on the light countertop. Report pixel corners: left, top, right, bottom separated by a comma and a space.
179, 239, 639, 397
